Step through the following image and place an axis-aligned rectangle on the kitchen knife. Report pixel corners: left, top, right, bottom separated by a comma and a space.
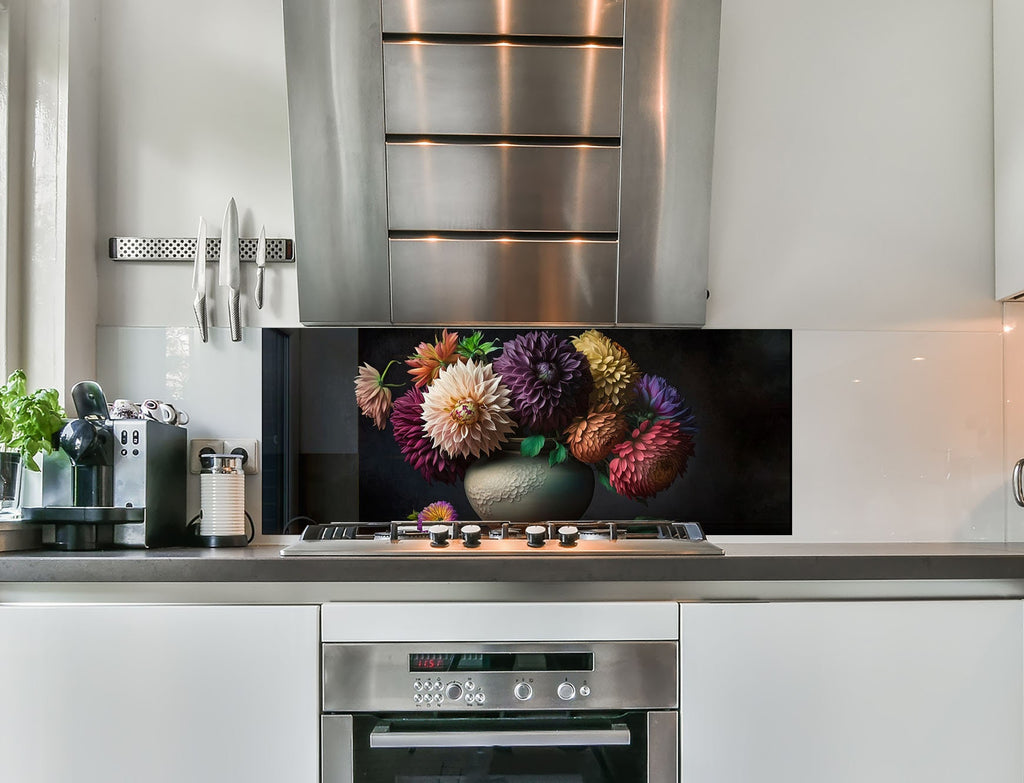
219, 197, 241, 342
254, 224, 266, 310
192, 216, 209, 342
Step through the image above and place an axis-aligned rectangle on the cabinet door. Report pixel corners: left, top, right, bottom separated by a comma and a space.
680, 601, 1023, 783
0, 604, 319, 783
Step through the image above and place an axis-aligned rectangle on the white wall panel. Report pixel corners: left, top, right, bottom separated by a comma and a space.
95, 0, 297, 327
707, 0, 999, 332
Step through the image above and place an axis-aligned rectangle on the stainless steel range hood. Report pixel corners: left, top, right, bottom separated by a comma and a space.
283, 0, 721, 326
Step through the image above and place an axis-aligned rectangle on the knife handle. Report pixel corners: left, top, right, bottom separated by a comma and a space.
229, 289, 241, 342
255, 267, 265, 310
193, 294, 209, 343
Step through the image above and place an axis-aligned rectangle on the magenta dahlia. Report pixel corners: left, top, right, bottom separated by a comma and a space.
608, 419, 696, 500
492, 331, 593, 433
390, 386, 469, 484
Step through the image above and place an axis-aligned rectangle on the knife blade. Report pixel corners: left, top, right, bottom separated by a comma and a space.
219, 197, 241, 342
254, 224, 266, 310
192, 217, 209, 342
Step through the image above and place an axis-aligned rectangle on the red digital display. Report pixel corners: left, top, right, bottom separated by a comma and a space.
410, 654, 454, 672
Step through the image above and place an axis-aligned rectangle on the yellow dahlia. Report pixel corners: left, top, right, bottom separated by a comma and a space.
353, 362, 394, 430
564, 406, 628, 464
421, 360, 516, 459
572, 330, 639, 409
407, 329, 463, 389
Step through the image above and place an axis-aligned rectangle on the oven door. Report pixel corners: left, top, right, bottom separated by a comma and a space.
323, 711, 677, 783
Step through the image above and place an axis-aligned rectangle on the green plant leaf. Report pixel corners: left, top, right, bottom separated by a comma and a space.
549, 442, 568, 467
520, 434, 545, 458
597, 471, 613, 492
0, 371, 65, 471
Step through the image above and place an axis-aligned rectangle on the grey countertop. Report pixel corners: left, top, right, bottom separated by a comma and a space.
3, 542, 1024, 585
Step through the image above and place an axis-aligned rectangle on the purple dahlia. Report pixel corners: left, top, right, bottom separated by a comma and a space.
492, 331, 593, 433
390, 386, 469, 484
632, 374, 697, 433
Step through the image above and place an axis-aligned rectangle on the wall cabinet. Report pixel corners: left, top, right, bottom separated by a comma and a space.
680, 600, 1023, 783
996, 0, 1024, 300
0, 604, 319, 783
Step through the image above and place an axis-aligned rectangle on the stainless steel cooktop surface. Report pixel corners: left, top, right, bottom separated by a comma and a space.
280, 520, 723, 557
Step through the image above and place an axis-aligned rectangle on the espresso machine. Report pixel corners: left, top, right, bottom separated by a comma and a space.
22, 381, 187, 550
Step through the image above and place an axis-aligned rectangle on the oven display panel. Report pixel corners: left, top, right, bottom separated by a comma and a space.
409, 652, 594, 673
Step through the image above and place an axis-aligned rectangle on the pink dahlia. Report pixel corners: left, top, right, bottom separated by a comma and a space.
354, 362, 394, 430
608, 419, 696, 500
416, 501, 458, 530
391, 386, 469, 484
421, 360, 516, 459
492, 331, 593, 433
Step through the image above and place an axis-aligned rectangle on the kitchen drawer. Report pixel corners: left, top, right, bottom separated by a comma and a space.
390, 238, 617, 324
381, 0, 625, 37
386, 142, 622, 232
384, 42, 623, 137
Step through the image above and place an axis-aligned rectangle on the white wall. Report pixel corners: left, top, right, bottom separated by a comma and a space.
92, 0, 1004, 542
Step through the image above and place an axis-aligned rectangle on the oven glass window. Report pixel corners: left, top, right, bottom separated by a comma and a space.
350, 713, 647, 782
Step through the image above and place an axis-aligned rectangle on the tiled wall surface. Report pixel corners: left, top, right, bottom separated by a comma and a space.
93, 0, 1006, 543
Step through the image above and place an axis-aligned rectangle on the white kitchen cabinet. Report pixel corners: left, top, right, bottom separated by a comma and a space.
0, 604, 319, 783
679, 600, 1023, 783
996, 0, 1024, 300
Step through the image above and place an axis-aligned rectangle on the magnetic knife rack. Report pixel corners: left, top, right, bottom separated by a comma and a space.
108, 237, 295, 263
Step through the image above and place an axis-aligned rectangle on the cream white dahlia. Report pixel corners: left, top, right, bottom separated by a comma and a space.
421, 360, 516, 459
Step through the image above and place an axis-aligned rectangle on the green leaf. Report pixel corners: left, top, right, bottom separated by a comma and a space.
457, 331, 501, 362
548, 442, 567, 467
0, 371, 65, 471
597, 472, 613, 492
520, 434, 545, 458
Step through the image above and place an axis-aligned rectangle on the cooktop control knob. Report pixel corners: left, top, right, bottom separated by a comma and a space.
445, 682, 464, 702
557, 525, 579, 547
525, 525, 547, 548
428, 524, 450, 547
514, 682, 533, 701
557, 682, 576, 701
461, 524, 482, 548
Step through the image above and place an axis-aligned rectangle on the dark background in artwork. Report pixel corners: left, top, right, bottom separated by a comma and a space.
263, 328, 792, 536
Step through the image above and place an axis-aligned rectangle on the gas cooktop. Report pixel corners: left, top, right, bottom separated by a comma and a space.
280, 520, 723, 557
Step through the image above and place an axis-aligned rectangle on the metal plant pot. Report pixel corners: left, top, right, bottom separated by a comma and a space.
463, 440, 595, 523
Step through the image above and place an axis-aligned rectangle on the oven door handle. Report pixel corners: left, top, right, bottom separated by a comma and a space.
369, 723, 632, 749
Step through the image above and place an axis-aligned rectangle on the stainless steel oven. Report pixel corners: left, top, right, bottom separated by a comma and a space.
321, 640, 678, 782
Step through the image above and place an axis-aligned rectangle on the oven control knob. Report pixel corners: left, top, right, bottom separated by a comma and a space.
557, 682, 576, 701
557, 525, 579, 546
461, 524, 482, 548
445, 682, 464, 701
579, 685, 591, 697
514, 682, 533, 701
525, 525, 547, 547
428, 524, 450, 547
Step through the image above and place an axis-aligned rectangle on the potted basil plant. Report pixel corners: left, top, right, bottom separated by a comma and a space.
0, 370, 65, 515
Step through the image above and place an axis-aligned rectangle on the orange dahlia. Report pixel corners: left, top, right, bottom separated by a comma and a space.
564, 406, 628, 464
572, 330, 639, 409
608, 419, 695, 500
407, 329, 463, 388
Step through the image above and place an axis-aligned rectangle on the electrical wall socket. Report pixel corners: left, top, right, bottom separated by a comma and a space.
223, 438, 260, 475
188, 439, 224, 474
